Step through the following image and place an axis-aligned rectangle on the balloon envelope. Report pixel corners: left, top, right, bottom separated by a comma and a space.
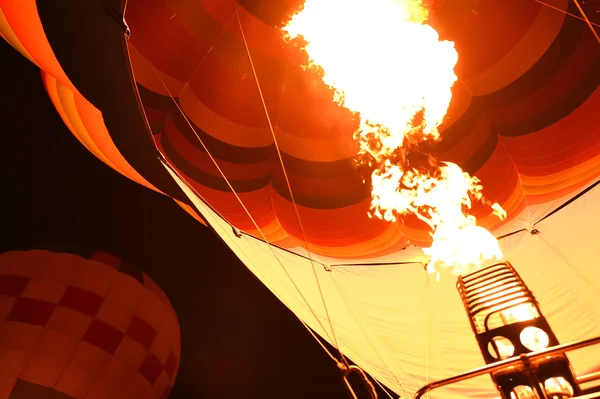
1, 0, 599, 397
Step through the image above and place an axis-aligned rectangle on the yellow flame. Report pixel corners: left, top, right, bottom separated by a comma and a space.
500, 303, 538, 324
284, 0, 457, 144
284, 0, 506, 275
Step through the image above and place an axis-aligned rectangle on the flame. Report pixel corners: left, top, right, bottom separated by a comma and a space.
500, 304, 538, 324
284, 0, 456, 144
283, 0, 506, 275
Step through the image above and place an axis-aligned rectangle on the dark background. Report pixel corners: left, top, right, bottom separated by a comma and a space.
0, 41, 383, 398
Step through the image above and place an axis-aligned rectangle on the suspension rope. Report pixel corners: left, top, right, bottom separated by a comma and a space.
330, 273, 416, 398
298, 319, 344, 364
373, 378, 397, 399
299, 317, 397, 399
297, 286, 394, 399
534, 0, 600, 28
341, 365, 379, 399
424, 274, 431, 399
343, 378, 361, 399
571, 0, 600, 43
230, 0, 344, 360
497, 138, 535, 233
533, 0, 600, 43
175, 15, 236, 98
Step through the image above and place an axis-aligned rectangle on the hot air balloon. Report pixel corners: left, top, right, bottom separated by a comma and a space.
0, 249, 180, 399
1, 0, 599, 397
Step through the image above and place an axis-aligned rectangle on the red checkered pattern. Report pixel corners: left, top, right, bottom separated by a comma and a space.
0, 250, 180, 399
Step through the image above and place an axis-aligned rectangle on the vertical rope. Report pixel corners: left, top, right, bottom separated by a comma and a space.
374, 379, 397, 399
571, 0, 600, 43
174, 14, 236, 97
533, 0, 600, 29
330, 273, 416, 398
424, 273, 431, 399
298, 319, 343, 364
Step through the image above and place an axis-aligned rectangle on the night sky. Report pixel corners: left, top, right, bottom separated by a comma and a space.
0, 41, 385, 399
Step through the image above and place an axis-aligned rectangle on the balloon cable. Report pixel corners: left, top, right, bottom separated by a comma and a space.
231, 0, 345, 364
424, 275, 431, 399
571, 0, 600, 44
533, 0, 600, 43
299, 319, 395, 398
330, 274, 414, 398
342, 365, 380, 399
533, 0, 600, 28
373, 379, 396, 399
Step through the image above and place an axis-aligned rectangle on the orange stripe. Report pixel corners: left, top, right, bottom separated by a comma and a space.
521, 150, 600, 190
163, 121, 271, 181
243, 217, 290, 243
73, 89, 160, 192
178, 88, 358, 162
270, 192, 417, 251
526, 169, 600, 205
0, 6, 37, 66
42, 72, 161, 194
127, 43, 186, 97
178, 88, 273, 148
0, 0, 75, 91
452, 1, 541, 76
489, 29, 596, 126
438, 113, 492, 166
165, 163, 278, 231
524, 157, 600, 199
126, 0, 212, 81
43, 73, 106, 158
194, 0, 288, 60
463, 0, 567, 95
502, 87, 600, 177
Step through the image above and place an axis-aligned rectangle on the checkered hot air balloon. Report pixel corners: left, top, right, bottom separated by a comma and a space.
0, 249, 180, 399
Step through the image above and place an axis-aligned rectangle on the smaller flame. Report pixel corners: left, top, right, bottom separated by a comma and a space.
371, 162, 505, 275
500, 304, 538, 323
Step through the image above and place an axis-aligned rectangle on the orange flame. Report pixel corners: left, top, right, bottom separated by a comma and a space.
283, 0, 506, 275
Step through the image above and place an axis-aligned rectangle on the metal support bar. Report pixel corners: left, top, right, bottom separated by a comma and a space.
573, 393, 600, 399
414, 336, 600, 399
486, 372, 600, 399
579, 371, 600, 385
